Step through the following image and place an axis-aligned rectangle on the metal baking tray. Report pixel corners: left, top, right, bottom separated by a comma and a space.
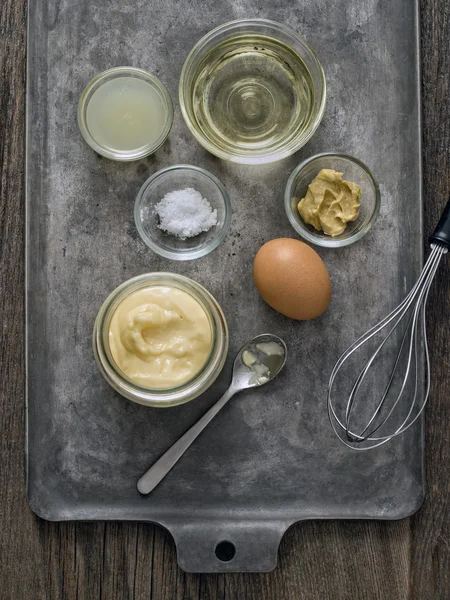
26, 0, 424, 572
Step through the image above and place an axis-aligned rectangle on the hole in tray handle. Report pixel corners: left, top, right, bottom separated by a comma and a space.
215, 540, 236, 562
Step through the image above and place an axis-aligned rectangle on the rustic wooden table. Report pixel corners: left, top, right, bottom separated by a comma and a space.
1, 1, 449, 598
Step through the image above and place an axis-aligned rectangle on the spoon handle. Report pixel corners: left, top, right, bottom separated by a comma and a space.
137, 386, 238, 495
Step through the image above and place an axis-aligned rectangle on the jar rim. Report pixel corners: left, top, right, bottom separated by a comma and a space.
93, 273, 229, 407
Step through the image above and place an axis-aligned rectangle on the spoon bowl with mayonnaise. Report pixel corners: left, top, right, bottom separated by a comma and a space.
137, 334, 287, 495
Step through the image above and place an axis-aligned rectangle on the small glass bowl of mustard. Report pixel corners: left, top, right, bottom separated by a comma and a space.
93, 273, 228, 407
285, 153, 381, 248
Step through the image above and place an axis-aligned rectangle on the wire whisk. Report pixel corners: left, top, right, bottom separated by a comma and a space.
328, 199, 450, 450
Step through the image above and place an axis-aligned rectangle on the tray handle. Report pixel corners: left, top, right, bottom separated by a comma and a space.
167, 519, 288, 573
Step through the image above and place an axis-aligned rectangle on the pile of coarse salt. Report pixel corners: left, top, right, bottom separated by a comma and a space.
154, 187, 218, 240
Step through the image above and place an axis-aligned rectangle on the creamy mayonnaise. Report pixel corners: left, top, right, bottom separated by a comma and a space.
242, 341, 284, 385
255, 342, 285, 357
108, 286, 212, 388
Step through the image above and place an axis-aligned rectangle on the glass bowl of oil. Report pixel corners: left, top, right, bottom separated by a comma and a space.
179, 19, 326, 165
78, 67, 173, 161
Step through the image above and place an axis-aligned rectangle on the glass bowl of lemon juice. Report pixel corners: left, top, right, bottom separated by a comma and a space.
78, 67, 173, 161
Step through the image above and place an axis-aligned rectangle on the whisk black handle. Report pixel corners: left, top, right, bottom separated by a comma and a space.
429, 197, 450, 248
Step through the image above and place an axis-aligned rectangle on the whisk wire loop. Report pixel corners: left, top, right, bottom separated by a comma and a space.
328, 243, 446, 450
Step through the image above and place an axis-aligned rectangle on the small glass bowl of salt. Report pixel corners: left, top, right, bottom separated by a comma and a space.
135, 165, 231, 260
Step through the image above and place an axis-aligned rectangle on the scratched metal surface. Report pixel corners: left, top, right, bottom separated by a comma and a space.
26, 0, 424, 572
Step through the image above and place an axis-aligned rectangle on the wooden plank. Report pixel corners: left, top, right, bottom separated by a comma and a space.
0, 0, 45, 598
411, 1, 450, 597
0, 0, 449, 598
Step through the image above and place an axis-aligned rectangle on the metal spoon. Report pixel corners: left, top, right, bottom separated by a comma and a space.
137, 334, 287, 495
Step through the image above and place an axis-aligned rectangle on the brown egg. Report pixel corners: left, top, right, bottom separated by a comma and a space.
253, 238, 332, 320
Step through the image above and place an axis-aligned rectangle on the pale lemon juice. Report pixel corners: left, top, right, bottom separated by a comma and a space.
86, 77, 166, 153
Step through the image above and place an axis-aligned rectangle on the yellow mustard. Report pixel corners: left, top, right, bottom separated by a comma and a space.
108, 286, 212, 389
298, 169, 361, 236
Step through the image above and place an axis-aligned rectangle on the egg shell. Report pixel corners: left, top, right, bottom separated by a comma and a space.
253, 238, 332, 320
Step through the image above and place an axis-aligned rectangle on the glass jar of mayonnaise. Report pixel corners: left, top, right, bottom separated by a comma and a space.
93, 273, 228, 407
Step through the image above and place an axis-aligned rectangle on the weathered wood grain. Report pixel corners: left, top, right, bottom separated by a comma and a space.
0, 0, 448, 598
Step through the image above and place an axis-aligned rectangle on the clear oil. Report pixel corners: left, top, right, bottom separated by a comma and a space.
191, 35, 314, 156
